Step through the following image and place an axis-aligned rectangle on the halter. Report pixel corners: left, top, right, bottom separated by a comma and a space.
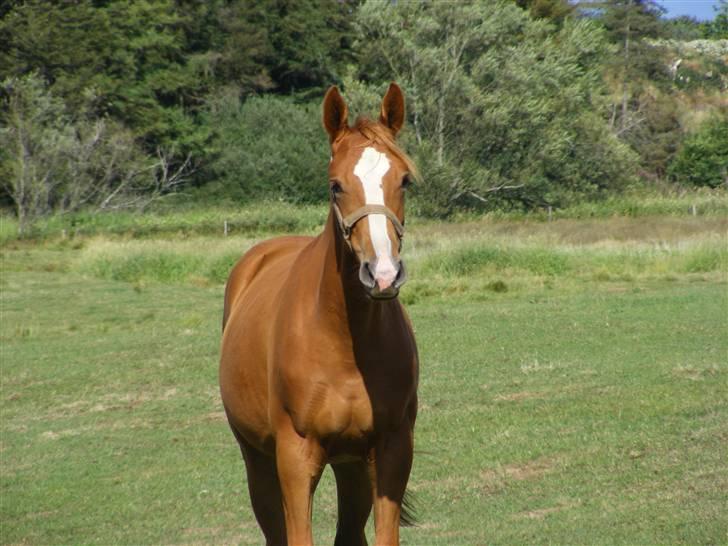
331, 199, 405, 250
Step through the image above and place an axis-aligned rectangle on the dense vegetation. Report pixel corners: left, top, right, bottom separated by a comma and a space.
1, 0, 726, 232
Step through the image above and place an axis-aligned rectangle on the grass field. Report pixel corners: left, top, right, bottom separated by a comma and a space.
1, 209, 727, 545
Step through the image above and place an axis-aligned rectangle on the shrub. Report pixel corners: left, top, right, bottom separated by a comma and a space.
0, 73, 188, 234
207, 93, 330, 203
668, 117, 728, 188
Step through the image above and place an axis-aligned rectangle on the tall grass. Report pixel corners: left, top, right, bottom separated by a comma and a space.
73, 237, 262, 286
60, 216, 727, 304
0, 202, 328, 245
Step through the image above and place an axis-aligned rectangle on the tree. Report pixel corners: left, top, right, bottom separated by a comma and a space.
663, 15, 706, 41
214, 0, 357, 97
589, 0, 667, 133
0, 1, 114, 114
0, 74, 189, 234
0, 0, 213, 155
264, 0, 358, 96
668, 117, 728, 188
354, 1, 636, 215
513, 0, 574, 24
0, 73, 70, 232
705, 0, 728, 39
205, 93, 329, 203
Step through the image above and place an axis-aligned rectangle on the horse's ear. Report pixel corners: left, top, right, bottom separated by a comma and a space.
323, 86, 349, 143
379, 82, 405, 137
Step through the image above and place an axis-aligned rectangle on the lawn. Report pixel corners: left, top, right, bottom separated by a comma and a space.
1, 213, 726, 545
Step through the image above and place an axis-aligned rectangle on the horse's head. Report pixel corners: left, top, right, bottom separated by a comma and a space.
323, 83, 415, 300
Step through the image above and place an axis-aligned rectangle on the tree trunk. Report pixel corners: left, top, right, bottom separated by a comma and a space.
621, 0, 632, 132
437, 94, 445, 167
409, 57, 422, 146
14, 114, 28, 235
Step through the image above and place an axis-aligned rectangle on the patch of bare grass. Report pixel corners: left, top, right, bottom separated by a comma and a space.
672, 364, 722, 381
493, 390, 546, 402
517, 502, 575, 520
481, 456, 559, 485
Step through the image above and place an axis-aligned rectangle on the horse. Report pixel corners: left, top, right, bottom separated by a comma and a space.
219, 83, 419, 546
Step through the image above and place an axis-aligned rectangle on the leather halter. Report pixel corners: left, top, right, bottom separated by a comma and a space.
331, 199, 405, 250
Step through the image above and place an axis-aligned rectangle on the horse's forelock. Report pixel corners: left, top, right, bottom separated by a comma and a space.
352, 117, 420, 182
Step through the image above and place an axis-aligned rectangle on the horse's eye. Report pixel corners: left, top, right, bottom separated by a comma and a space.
401, 175, 412, 190
330, 181, 343, 195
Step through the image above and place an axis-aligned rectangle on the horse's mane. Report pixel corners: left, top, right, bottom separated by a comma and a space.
352, 117, 420, 181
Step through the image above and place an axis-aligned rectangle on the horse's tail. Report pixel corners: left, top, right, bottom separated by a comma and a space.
400, 488, 418, 527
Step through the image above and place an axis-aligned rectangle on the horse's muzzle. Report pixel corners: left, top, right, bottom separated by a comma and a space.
359, 259, 407, 299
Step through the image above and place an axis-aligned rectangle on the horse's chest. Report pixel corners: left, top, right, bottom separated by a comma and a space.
290, 376, 374, 440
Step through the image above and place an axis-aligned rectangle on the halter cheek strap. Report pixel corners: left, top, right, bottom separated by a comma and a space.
332, 201, 405, 249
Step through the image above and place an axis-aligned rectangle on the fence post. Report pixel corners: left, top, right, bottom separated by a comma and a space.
224, 220, 228, 237
547, 206, 553, 222
691, 204, 697, 217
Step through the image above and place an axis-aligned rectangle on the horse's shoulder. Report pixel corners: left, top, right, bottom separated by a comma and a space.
223, 235, 313, 328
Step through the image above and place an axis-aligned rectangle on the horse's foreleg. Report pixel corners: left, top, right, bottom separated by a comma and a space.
275, 419, 325, 546
239, 439, 287, 546
332, 461, 372, 546
369, 423, 414, 546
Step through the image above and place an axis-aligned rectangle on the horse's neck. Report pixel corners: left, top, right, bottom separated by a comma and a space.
313, 209, 395, 336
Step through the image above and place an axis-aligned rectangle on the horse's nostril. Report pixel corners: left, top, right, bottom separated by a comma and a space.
393, 260, 407, 288
358, 261, 376, 289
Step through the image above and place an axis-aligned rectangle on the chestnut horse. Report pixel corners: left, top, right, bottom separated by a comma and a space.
219, 83, 419, 546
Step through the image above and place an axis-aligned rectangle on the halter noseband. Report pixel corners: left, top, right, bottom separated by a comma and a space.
332, 200, 405, 249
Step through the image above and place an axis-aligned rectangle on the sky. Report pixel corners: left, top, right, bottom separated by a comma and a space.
658, 0, 721, 21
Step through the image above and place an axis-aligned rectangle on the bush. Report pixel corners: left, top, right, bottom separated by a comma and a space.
668, 117, 728, 188
0, 73, 187, 234
207, 92, 330, 203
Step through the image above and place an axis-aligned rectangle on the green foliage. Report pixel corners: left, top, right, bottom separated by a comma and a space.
263, 0, 357, 95
212, 0, 356, 96
589, 1, 672, 165
0, 0, 210, 155
0, 73, 186, 234
622, 92, 682, 179
663, 15, 707, 41
513, 0, 574, 24
0, 1, 113, 113
704, 0, 728, 39
1, 0, 726, 221
668, 117, 728, 188
214, 1, 276, 93
207, 93, 329, 203
355, 2, 636, 216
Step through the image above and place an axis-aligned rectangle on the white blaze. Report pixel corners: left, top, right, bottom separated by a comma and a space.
353, 147, 397, 290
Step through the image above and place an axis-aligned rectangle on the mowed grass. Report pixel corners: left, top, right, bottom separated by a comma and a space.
1, 214, 727, 545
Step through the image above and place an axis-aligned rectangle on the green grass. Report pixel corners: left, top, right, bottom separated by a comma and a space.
0, 201, 328, 245
1, 213, 727, 545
